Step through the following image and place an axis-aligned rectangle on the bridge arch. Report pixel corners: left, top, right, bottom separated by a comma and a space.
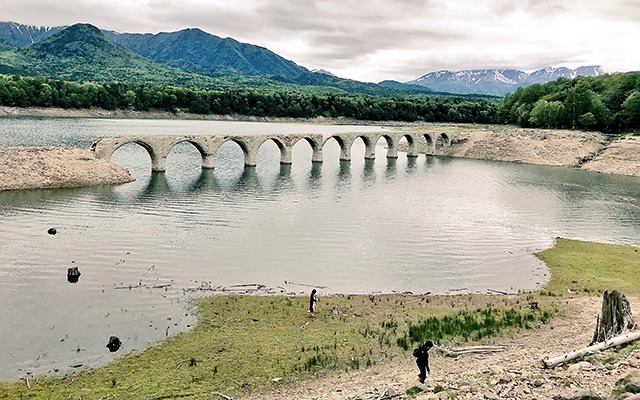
435, 133, 452, 151
256, 136, 291, 165
353, 134, 377, 160
92, 138, 166, 171
292, 136, 323, 163
323, 135, 351, 161
418, 133, 436, 155
216, 138, 253, 167
376, 134, 397, 158
165, 138, 212, 170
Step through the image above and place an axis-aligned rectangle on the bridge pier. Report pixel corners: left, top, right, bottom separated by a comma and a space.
202, 153, 216, 169
339, 145, 351, 161
364, 143, 376, 160
280, 147, 293, 165
151, 156, 167, 172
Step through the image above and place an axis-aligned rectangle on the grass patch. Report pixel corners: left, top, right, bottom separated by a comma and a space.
536, 238, 640, 296
0, 293, 555, 399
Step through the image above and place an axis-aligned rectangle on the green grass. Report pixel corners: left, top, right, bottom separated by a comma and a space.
0, 294, 554, 399
536, 238, 640, 296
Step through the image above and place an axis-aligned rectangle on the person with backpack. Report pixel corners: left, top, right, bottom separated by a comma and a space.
308, 289, 318, 316
412, 340, 433, 384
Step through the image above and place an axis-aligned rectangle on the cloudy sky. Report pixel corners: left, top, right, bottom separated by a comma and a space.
2, 0, 639, 83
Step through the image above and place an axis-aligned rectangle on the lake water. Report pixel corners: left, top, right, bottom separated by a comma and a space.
1, 117, 639, 381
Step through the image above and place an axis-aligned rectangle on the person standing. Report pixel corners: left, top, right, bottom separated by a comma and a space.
412, 340, 433, 384
308, 289, 318, 316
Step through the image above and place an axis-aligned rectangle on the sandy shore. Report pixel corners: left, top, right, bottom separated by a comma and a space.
416, 124, 640, 178
0, 147, 133, 191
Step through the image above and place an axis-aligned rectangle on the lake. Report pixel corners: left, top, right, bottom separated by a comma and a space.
1, 117, 639, 381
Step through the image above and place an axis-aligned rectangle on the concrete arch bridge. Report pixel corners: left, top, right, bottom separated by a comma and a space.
91, 130, 453, 172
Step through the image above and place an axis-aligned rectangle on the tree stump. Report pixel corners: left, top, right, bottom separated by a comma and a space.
591, 290, 636, 345
67, 267, 81, 283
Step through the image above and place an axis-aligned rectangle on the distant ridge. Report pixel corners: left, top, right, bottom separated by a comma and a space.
3, 23, 228, 87
407, 66, 606, 96
102, 28, 308, 80
0, 21, 64, 47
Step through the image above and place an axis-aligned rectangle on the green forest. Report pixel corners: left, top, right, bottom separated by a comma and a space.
0, 74, 497, 123
2, 72, 640, 133
498, 72, 640, 134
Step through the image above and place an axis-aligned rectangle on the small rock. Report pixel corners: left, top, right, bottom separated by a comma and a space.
483, 391, 500, 400
552, 391, 605, 400
430, 391, 449, 400
377, 388, 398, 399
106, 336, 121, 352
568, 361, 592, 372
458, 385, 472, 393
47, 227, 57, 235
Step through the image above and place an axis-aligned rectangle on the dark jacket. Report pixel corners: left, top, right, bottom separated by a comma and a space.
413, 344, 431, 371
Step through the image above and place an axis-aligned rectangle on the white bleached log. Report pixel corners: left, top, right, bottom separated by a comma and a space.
543, 331, 640, 368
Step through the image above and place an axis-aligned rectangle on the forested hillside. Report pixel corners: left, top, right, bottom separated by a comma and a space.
498, 72, 640, 134
0, 74, 497, 123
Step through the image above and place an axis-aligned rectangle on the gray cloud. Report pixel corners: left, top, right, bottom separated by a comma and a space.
0, 0, 638, 82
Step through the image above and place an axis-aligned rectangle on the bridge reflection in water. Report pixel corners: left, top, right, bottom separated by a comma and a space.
91, 130, 453, 172
108, 155, 430, 203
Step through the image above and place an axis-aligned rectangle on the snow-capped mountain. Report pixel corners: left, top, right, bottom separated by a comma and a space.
407, 66, 606, 96
311, 68, 337, 77
0, 21, 64, 47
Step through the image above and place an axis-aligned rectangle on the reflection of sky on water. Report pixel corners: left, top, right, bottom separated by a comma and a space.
1, 118, 640, 381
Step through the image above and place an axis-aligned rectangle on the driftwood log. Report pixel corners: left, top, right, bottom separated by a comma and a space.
591, 290, 636, 344
435, 344, 508, 357
543, 330, 640, 368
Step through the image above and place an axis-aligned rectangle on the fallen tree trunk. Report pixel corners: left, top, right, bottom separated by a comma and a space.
543, 330, 640, 368
435, 345, 508, 357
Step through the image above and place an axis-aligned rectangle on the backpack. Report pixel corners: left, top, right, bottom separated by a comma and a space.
412, 347, 420, 357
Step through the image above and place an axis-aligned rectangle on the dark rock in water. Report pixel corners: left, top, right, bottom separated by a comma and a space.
106, 336, 121, 352
47, 228, 57, 235
67, 267, 81, 283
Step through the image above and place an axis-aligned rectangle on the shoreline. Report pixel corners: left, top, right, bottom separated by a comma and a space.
1, 107, 639, 192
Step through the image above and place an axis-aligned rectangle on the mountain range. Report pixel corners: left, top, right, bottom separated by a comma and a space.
407, 66, 606, 96
0, 21, 435, 97
0, 21, 606, 97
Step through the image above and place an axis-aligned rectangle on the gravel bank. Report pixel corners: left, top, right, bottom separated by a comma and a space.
429, 124, 640, 178
0, 146, 133, 191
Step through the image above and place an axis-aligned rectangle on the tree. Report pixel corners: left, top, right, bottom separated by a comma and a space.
123, 90, 136, 109
529, 99, 564, 128
578, 112, 597, 130
622, 90, 640, 129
